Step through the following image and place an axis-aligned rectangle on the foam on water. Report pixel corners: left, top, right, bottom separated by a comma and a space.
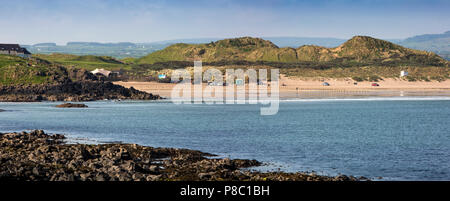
279, 96, 450, 102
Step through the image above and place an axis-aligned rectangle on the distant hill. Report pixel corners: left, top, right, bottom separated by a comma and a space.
136, 36, 448, 66
24, 42, 168, 59
150, 37, 347, 48
402, 31, 450, 43
33, 43, 57, 47
398, 31, 450, 60
20, 37, 349, 59
66, 42, 136, 47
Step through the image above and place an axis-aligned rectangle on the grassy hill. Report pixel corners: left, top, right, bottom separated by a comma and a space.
0, 55, 67, 85
34, 53, 129, 71
137, 36, 448, 66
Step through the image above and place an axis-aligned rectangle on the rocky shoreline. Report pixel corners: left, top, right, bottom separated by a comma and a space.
0, 67, 161, 102
0, 130, 365, 181
0, 81, 161, 102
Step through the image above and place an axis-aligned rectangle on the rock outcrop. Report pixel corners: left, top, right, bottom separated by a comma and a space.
55, 103, 88, 108
0, 58, 161, 102
0, 65, 162, 103
0, 81, 160, 102
0, 130, 364, 181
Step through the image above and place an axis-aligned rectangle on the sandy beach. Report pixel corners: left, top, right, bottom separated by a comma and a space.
114, 75, 450, 99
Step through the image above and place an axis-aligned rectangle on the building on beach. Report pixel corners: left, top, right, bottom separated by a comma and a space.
91, 68, 112, 77
0, 44, 32, 58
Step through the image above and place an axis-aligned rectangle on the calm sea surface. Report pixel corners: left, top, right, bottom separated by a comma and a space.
1, 97, 450, 180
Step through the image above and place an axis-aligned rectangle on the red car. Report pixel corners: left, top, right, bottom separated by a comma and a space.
372, 83, 380, 86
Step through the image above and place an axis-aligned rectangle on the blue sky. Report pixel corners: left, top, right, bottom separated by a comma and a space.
1, 0, 449, 44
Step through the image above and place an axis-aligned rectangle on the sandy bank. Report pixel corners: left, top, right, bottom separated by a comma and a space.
114, 76, 450, 99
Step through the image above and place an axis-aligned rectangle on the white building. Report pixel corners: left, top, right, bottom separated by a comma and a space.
91, 68, 111, 77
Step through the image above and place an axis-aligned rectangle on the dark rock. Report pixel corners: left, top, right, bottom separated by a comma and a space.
51, 134, 65, 140
95, 174, 106, 181
148, 165, 159, 173
55, 103, 88, 108
32, 167, 40, 176
198, 172, 213, 180
146, 175, 161, 181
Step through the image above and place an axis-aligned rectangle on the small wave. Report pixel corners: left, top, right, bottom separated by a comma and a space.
279, 96, 450, 102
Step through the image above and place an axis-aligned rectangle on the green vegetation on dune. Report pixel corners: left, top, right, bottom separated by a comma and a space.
136, 36, 449, 67
335, 36, 446, 65
281, 66, 450, 81
121, 57, 138, 64
136, 37, 285, 64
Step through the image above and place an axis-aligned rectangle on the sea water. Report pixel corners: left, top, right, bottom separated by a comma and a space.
1, 97, 449, 180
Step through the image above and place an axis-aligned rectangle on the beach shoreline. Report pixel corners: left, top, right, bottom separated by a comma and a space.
114, 76, 450, 99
